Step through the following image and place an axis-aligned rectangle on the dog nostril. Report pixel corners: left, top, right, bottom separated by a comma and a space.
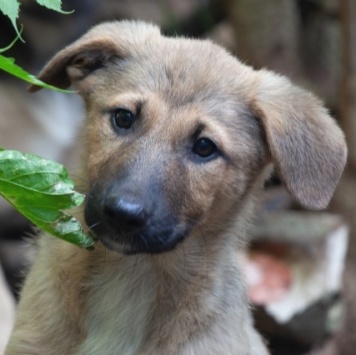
103, 197, 148, 233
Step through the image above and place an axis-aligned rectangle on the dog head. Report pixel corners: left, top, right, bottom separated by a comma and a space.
30, 21, 347, 254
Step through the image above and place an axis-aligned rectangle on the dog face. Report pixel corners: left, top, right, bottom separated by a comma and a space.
30, 21, 347, 254
82, 90, 265, 254
79, 33, 267, 254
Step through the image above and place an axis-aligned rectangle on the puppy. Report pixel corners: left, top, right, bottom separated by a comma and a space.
6, 21, 347, 355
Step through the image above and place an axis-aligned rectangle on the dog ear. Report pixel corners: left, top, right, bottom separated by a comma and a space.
28, 40, 119, 92
28, 21, 160, 93
251, 70, 347, 210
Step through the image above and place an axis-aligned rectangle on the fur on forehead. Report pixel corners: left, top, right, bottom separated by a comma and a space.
79, 21, 161, 50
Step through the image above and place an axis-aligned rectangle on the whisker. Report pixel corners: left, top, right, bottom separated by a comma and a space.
88, 221, 101, 230
140, 233, 149, 250
181, 241, 187, 280
128, 253, 139, 288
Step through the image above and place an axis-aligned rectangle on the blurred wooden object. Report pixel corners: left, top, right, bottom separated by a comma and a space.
224, 0, 301, 78
224, 0, 342, 107
339, 0, 356, 172
314, 0, 356, 354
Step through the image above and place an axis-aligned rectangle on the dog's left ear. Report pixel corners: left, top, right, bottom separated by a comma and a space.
251, 70, 347, 210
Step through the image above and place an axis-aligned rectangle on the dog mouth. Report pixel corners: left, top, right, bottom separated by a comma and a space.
97, 227, 189, 255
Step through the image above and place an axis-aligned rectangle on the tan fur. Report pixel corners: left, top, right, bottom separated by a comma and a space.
6, 21, 346, 355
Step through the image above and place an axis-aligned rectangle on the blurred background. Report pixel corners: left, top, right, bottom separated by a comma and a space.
0, 1, 355, 354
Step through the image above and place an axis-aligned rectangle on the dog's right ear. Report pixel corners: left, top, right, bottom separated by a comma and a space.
28, 40, 119, 93
28, 21, 160, 93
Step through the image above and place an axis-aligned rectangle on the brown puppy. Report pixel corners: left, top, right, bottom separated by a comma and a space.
6, 21, 346, 355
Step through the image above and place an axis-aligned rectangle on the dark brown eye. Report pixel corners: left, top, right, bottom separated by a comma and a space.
192, 138, 217, 158
111, 109, 135, 130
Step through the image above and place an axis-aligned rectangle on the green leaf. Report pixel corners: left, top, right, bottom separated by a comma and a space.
0, 0, 24, 42
0, 149, 94, 249
0, 54, 74, 93
35, 0, 73, 14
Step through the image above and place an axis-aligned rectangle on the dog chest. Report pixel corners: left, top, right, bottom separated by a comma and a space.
76, 259, 156, 355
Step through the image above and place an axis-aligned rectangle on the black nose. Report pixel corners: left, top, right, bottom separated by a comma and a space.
103, 196, 148, 234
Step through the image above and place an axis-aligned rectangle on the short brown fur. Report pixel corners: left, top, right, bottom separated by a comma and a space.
6, 21, 346, 355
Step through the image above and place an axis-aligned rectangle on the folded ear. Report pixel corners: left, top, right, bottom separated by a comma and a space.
28, 40, 119, 92
28, 21, 160, 93
251, 70, 347, 210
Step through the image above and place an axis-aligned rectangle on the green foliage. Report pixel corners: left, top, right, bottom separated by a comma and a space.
0, 0, 73, 41
0, 148, 94, 248
0, 0, 22, 40
0, 53, 74, 92
0, 1, 92, 249
0, 0, 74, 92
36, 0, 73, 14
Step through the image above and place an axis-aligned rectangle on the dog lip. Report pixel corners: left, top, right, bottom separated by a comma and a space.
96, 226, 190, 255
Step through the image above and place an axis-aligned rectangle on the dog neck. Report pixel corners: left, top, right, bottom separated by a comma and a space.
79, 224, 250, 354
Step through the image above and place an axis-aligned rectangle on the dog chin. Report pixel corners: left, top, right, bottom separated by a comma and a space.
98, 230, 187, 255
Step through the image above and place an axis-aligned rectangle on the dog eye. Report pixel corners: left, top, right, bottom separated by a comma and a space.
111, 109, 135, 130
192, 138, 217, 158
